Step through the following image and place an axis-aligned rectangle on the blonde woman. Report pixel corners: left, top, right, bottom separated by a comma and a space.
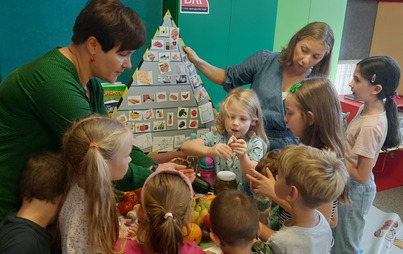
182, 88, 268, 194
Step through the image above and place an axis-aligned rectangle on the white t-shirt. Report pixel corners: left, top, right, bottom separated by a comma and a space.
268, 211, 332, 254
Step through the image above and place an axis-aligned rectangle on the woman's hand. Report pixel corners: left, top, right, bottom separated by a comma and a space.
177, 168, 196, 183
210, 143, 233, 160
157, 163, 196, 183
246, 167, 276, 199
183, 46, 201, 65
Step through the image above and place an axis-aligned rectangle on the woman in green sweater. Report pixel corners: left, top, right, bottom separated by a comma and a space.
0, 0, 193, 221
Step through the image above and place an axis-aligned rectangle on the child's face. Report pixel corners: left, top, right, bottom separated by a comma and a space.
349, 66, 375, 102
284, 94, 307, 138
274, 170, 292, 199
106, 138, 132, 180
224, 102, 255, 139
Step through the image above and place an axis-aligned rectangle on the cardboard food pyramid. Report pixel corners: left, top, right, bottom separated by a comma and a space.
111, 11, 217, 153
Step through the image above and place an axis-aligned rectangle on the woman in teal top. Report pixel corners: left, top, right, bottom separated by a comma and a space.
184, 22, 334, 150
0, 0, 190, 221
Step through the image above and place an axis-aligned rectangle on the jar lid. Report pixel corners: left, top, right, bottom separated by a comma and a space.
217, 171, 236, 181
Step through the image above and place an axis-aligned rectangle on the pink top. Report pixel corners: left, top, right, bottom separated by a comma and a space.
116, 239, 205, 254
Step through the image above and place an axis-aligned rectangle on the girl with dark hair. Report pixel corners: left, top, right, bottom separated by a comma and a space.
332, 55, 401, 254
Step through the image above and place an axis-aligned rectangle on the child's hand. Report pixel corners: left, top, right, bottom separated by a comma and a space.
211, 143, 233, 160
119, 219, 138, 239
229, 138, 247, 158
246, 167, 276, 199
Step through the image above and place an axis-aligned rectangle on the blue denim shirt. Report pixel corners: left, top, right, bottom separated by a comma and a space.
223, 50, 298, 150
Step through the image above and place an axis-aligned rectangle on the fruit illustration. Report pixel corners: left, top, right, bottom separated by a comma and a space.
136, 124, 149, 132
168, 115, 173, 125
190, 121, 197, 128
191, 109, 197, 117
130, 111, 140, 119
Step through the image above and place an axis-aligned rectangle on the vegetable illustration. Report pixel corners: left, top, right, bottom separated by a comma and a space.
179, 109, 187, 117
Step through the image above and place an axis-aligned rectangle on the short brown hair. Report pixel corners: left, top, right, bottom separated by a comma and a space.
72, 0, 146, 52
210, 190, 258, 247
21, 151, 66, 204
255, 148, 283, 177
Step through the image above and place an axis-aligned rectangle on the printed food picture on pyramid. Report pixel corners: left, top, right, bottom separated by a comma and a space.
111, 11, 217, 153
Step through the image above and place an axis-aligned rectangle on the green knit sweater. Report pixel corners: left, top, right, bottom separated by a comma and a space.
0, 47, 153, 220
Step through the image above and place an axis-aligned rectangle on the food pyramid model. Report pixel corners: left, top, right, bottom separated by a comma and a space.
111, 11, 217, 153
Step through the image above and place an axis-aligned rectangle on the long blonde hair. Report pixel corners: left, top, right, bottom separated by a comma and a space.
136, 170, 194, 254
62, 114, 132, 254
213, 88, 269, 152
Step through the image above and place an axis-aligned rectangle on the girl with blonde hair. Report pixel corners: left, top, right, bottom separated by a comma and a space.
182, 88, 268, 194
118, 169, 204, 254
184, 22, 334, 150
60, 114, 135, 253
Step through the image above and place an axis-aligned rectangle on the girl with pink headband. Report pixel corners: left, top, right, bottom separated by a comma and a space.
119, 169, 204, 254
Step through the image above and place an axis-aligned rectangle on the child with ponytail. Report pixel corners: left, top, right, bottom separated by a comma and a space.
332, 55, 401, 254
60, 114, 136, 254
119, 169, 205, 254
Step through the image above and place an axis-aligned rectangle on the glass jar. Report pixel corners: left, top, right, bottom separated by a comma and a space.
214, 171, 237, 195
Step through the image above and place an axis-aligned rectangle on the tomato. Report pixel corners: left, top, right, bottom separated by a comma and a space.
133, 188, 142, 203
123, 191, 139, 206
203, 213, 211, 230
118, 201, 133, 216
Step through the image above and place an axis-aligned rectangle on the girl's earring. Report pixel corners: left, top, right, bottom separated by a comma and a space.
90, 56, 95, 62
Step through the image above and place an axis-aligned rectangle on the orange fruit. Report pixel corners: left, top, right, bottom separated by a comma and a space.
182, 223, 202, 244
203, 195, 216, 201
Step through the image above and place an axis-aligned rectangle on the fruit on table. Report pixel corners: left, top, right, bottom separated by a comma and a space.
183, 223, 202, 244
118, 200, 133, 216
203, 213, 211, 230
123, 191, 139, 206
191, 196, 214, 227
